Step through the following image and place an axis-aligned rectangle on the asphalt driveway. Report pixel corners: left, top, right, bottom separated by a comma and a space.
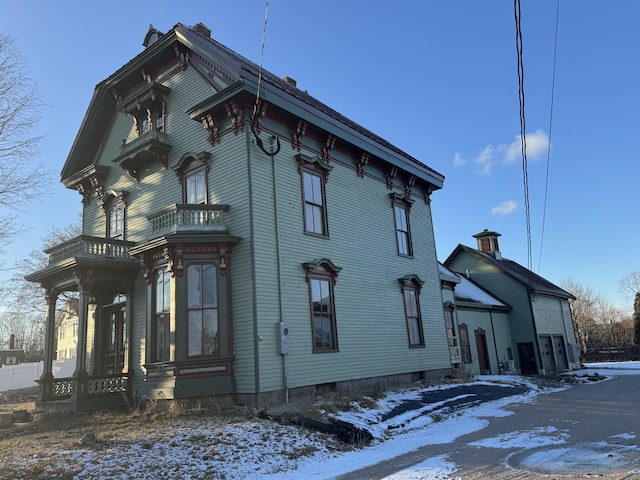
338, 375, 640, 479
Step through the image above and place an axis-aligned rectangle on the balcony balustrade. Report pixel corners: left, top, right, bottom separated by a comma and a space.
148, 203, 229, 237
45, 235, 137, 266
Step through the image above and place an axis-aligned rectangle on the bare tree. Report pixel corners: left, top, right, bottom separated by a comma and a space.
0, 34, 51, 259
562, 278, 632, 359
619, 270, 640, 302
0, 220, 81, 356
561, 278, 605, 354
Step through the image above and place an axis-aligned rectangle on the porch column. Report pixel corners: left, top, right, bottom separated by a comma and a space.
90, 296, 107, 375
73, 289, 90, 377
41, 291, 58, 381
123, 292, 133, 374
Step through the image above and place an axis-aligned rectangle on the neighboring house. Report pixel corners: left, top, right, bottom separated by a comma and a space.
0, 335, 25, 365
443, 230, 581, 375
26, 23, 449, 412
0, 350, 25, 366
439, 264, 513, 376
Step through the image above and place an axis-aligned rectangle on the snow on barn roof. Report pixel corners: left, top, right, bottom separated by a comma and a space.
438, 263, 509, 309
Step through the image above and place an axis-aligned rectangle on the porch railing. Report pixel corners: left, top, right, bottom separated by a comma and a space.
148, 204, 229, 236
45, 236, 137, 266
38, 373, 129, 402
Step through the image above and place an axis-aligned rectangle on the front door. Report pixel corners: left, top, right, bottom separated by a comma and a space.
475, 329, 491, 374
105, 305, 126, 374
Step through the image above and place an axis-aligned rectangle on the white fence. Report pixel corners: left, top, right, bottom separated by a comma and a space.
0, 360, 76, 392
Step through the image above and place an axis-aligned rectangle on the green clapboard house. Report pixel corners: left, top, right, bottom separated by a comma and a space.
443, 230, 581, 376
26, 23, 450, 412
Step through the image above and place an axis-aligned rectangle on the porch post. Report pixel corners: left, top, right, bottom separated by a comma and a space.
123, 292, 133, 374
41, 291, 58, 381
73, 289, 90, 377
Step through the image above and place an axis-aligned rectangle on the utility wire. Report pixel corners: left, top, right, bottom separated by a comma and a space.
251, 0, 280, 157
254, 0, 269, 115
537, 0, 560, 273
514, 0, 532, 271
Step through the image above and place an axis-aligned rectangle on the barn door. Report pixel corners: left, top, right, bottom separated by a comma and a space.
475, 328, 491, 374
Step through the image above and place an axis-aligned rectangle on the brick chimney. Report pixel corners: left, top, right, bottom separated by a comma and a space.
473, 229, 502, 260
282, 76, 297, 87
193, 22, 212, 38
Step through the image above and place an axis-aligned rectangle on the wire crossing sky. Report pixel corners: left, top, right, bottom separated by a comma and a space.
1, 0, 639, 312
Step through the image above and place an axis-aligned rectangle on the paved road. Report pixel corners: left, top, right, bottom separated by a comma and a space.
338, 375, 640, 479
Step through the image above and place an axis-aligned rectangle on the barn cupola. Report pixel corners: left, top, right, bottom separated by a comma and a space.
473, 229, 502, 260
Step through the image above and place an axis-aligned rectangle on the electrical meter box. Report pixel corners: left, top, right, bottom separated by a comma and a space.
277, 322, 291, 354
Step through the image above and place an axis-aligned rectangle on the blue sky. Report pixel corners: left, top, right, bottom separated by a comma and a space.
1, 1, 638, 311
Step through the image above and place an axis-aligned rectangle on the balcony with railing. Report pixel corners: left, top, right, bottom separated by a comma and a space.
45, 235, 137, 266
26, 235, 139, 286
147, 203, 230, 237
114, 130, 172, 181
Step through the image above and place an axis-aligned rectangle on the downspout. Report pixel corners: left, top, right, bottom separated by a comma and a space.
246, 127, 261, 396
270, 136, 288, 403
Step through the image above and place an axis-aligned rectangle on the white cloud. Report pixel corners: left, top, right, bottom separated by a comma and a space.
492, 200, 518, 216
453, 152, 466, 167
469, 130, 549, 174
505, 129, 549, 163
475, 145, 501, 175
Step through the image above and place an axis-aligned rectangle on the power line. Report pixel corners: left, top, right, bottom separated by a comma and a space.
514, 0, 532, 271
537, 0, 560, 273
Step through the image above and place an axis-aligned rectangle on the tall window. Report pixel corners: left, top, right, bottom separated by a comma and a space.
185, 168, 207, 205
297, 154, 332, 237
103, 191, 128, 240
444, 305, 457, 347
187, 264, 218, 357
399, 275, 425, 347
459, 323, 472, 363
108, 205, 124, 239
310, 277, 336, 350
302, 171, 326, 235
155, 268, 171, 362
303, 259, 341, 352
175, 153, 211, 205
390, 194, 414, 256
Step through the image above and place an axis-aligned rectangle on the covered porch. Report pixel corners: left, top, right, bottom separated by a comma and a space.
25, 235, 140, 412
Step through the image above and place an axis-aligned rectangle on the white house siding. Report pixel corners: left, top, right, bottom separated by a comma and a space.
248, 129, 450, 394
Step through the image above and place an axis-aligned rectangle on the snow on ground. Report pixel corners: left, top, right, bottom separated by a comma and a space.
7, 362, 640, 479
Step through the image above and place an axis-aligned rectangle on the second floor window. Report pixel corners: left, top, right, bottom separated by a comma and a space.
174, 153, 211, 206
108, 205, 124, 239
391, 193, 414, 256
296, 154, 332, 237
302, 171, 327, 235
103, 192, 128, 240
185, 167, 207, 204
